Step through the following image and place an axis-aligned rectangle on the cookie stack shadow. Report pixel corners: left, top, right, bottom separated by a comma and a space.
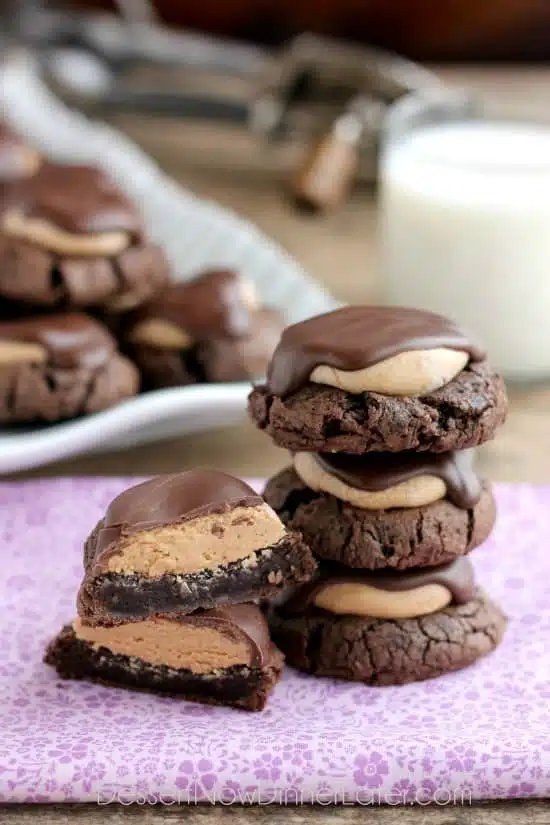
249, 305, 509, 686
45, 470, 316, 710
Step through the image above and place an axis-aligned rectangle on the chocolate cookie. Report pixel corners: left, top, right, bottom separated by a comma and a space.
46, 604, 284, 711
270, 591, 506, 685
249, 360, 507, 454
78, 471, 316, 624
263, 466, 495, 569
0, 313, 139, 423
122, 272, 284, 388
195, 308, 285, 383
0, 163, 168, 310
122, 344, 198, 391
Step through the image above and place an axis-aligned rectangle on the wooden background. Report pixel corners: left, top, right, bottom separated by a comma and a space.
75, 0, 550, 59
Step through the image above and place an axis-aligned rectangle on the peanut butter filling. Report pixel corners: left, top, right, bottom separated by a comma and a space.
309, 347, 468, 396
0, 340, 47, 364
72, 617, 254, 673
10, 147, 41, 179
128, 318, 193, 350
293, 452, 446, 510
239, 278, 260, 311
2, 210, 131, 257
103, 503, 286, 577
313, 581, 452, 619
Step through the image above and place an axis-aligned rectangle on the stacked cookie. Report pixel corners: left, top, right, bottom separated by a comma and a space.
249, 306, 509, 686
46, 470, 316, 710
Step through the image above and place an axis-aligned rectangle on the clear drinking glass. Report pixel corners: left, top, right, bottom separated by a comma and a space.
378, 92, 550, 380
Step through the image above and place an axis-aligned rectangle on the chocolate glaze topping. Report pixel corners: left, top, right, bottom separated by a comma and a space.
129, 270, 253, 341
186, 603, 271, 667
267, 305, 485, 397
315, 449, 481, 509
0, 313, 115, 369
279, 557, 475, 617
0, 125, 37, 181
4, 163, 143, 237
91, 471, 264, 561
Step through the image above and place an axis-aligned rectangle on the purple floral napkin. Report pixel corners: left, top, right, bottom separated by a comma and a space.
0, 478, 549, 804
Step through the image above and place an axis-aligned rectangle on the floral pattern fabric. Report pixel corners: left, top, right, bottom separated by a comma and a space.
0, 478, 549, 803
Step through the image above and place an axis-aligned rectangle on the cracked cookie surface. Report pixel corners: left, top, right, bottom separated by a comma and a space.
270, 591, 506, 685
0, 353, 139, 423
248, 361, 507, 454
263, 467, 496, 570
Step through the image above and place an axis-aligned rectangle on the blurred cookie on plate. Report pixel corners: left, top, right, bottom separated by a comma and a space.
0, 312, 139, 423
0, 163, 169, 311
121, 269, 285, 388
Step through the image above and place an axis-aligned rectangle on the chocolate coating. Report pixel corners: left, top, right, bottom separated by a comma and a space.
279, 557, 475, 617
315, 449, 481, 509
128, 270, 253, 340
4, 163, 143, 237
186, 603, 272, 667
267, 305, 485, 397
0, 313, 115, 369
91, 471, 263, 560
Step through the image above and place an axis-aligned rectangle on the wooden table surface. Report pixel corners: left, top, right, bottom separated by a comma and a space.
6, 67, 550, 823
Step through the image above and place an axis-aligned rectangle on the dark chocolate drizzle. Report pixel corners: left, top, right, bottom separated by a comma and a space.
187, 603, 271, 667
0, 313, 115, 369
315, 449, 481, 509
279, 557, 475, 617
93, 471, 264, 559
128, 270, 254, 341
267, 305, 486, 397
0, 124, 37, 181
4, 162, 143, 237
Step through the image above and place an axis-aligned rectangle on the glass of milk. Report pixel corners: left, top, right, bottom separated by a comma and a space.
379, 93, 550, 380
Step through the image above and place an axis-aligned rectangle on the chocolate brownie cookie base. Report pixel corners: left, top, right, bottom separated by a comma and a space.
125, 344, 198, 391
249, 361, 507, 454
78, 533, 317, 625
45, 624, 283, 711
270, 591, 506, 686
264, 467, 495, 570
0, 235, 168, 309
0, 353, 139, 423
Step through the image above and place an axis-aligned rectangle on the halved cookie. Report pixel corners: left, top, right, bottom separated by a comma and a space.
78, 470, 317, 624
46, 604, 284, 711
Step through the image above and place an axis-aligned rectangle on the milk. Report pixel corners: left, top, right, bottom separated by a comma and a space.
379, 121, 550, 379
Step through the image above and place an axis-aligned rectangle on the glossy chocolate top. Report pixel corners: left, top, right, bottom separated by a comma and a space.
0, 125, 37, 181
5, 163, 143, 237
316, 449, 481, 509
129, 270, 254, 340
190, 603, 272, 667
267, 305, 485, 397
91, 471, 263, 559
0, 313, 115, 369
279, 557, 475, 617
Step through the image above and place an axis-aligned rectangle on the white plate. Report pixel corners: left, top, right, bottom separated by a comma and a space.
0, 55, 336, 474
